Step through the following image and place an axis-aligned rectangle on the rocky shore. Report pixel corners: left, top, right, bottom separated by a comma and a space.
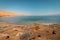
0, 22, 60, 40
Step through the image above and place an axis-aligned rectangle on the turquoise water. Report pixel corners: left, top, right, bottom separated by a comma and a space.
0, 16, 60, 24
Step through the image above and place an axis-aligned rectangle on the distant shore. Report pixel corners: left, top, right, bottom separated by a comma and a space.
0, 10, 25, 18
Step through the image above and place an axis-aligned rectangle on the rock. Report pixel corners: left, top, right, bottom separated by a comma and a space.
20, 32, 30, 40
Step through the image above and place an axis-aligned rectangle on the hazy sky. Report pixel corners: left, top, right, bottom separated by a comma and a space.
0, 0, 60, 16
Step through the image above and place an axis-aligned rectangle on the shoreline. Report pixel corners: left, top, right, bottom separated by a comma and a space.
0, 22, 60, 25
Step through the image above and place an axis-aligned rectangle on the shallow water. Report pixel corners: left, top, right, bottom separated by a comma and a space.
0, 16, 60, 24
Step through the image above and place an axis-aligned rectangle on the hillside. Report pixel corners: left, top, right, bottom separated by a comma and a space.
0, 10, 24, 17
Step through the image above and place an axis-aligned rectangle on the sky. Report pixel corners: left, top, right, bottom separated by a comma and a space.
0, 0, 60, 16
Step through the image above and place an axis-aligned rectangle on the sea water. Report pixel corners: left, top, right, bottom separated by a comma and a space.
0, 16, 60, 24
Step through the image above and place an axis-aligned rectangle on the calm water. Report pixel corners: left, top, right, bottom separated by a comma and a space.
0, 16, 60, 24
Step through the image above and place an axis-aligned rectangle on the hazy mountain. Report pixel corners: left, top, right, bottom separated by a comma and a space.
0, 10, 24, 17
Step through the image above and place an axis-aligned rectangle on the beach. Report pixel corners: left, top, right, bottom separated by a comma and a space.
0, 0, 60, 40
0, 22, 60, 40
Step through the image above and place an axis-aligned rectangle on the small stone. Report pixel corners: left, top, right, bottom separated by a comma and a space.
6, 36, 10, 39
52, 31, 56, 35
38, 35, 41, 37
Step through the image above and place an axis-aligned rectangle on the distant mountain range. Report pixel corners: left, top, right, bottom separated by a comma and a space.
0, 10, 24, 17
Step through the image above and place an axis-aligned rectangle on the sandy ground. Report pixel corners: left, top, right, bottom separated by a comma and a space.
0, 22, 60, 40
